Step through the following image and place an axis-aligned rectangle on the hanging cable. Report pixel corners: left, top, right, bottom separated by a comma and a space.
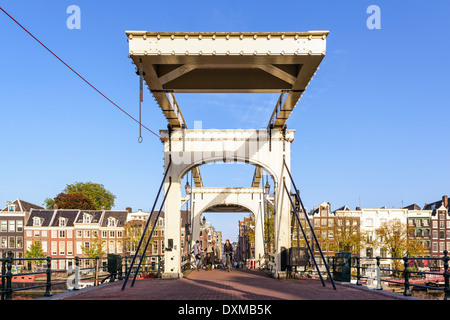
138, 59, 144, 143
0, 6, 165, 142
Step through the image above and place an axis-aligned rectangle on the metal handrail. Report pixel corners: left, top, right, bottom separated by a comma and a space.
349, 252, 450, 299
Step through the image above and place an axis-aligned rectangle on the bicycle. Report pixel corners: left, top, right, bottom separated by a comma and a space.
226, 253, 233, 272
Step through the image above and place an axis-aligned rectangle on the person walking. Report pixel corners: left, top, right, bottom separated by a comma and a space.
223, 239, 233, 272
206, 242, 214, 270
192, 240, 203, 271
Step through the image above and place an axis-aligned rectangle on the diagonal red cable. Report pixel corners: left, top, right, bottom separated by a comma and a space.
0, 6, 165, 142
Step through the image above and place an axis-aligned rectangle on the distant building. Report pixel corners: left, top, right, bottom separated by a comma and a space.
1, 199, 43, 265
424, 195, 449, 266
25, 208, 128, 269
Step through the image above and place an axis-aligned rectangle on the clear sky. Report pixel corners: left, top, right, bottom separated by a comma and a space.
1, 1, 449, 242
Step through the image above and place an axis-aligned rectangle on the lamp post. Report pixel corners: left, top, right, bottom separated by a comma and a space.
264, 181, 270, 195
185, 181, 191, 195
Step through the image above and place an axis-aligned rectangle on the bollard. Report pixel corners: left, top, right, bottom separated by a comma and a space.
443, 250, 450, 300
403, 257, 412, 296
375, 256, 382, 290
356, 256, 362, 286
44, 256, 52, 297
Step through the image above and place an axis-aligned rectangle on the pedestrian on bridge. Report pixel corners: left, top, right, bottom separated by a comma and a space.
206, 242, 214, 270
192, 240, 203, 271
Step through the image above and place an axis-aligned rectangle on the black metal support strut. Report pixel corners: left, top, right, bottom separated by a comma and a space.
283, 160, 336, 290
121, 155, 172, 290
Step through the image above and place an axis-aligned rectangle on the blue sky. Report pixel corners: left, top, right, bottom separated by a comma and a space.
1, 1, 449, 241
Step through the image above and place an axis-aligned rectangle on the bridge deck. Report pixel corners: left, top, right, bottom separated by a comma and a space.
45, 269, 413, 301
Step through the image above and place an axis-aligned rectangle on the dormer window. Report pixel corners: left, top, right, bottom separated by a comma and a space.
33, 217, 42, 226
59, 217, 67, 227
83, 213, 92, 223
8, 204, 15, 211
107, 217, 117, 227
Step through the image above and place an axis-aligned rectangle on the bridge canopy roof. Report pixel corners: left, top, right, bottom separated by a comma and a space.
126, 31, 328, 128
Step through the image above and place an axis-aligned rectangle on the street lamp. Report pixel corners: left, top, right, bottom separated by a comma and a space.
185, 181, 191, 195
264, 181, 270, 195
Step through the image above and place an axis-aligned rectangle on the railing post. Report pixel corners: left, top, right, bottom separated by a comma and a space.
356, 256, 362, 286
376, 256, 382, 290
118, 256, 123, 280
5, 251, 13, 300
94, 256, 99, 286
403, 256, 412, 296
1, 252, 6, 300
44, 256, 52, 297
442, 250, 450, 301
157, 255, 161, 278
74, 257, 80, 290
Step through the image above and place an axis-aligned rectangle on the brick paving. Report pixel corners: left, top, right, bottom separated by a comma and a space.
44, 269, 417, 301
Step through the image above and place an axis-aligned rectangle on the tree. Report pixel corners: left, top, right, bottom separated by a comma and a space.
25, 241, 45, 271
81, 234, 106, 258
124, 220, 155, 257
53, 192, 96, 210
331, 217, 365, 254
375, 219, 428, 275
44, 181, 116, 210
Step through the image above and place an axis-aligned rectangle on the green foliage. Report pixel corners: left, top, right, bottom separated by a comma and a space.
25, 241, 45, 270
81, 235, 106, 258
44, 181, 116, 210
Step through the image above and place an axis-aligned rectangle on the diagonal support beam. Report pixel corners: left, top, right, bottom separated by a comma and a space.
258, 65, 296, 85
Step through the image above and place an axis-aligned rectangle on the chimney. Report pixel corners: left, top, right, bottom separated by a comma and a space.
443, 195, 448, 208
356, 206, 361, 211
126, 207, 132, 213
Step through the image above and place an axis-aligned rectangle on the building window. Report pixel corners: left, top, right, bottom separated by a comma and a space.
67, 241, 73, 255
59, 230, 66, 238
59, 241, 65, 255
109, 241, 115, 253
1, 237, 7, 248
432, 243, 438, 252
16, 237, 23, 249
17, 221, 23, 232
76, 230, 82, 238
8, 221, 15, 232
76, 241, 82, 254
1, 221, 6, 232
83, 214, 92, 224
109, 231, 115, 238
107, 217, 117, 227
51, 242, 57, 255
33, 217, 42, 227
59, 218, 67, 227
